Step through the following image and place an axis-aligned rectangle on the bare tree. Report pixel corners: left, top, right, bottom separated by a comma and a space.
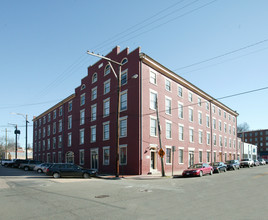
237, 122, 250, 133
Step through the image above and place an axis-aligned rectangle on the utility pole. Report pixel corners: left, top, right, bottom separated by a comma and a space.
25, 115, 29, 160
87, 51, 123, 178
11, 113, 29, 160
156, 97, 165, 177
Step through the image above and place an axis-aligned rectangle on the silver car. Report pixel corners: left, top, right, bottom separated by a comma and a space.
258, 159, 266, 165
34, 163, 53, 173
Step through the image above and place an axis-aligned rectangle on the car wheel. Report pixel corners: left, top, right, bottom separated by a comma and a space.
24, 167, 29, 171
37, 169, 42, 173
210, 170, 213, 175
83, 173, 90, 178
53, 172, 60, 178
199, 171, 203, 177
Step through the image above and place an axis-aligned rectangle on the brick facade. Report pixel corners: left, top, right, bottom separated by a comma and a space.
33, 46, 239, 175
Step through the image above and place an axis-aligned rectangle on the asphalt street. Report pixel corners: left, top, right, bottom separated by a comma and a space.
0, 165, 268, 220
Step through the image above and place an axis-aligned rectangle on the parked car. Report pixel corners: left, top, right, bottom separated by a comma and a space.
240, 158, 254, 168
210, 162, 227, 173
225, 160, 240, 170
34, 163, 53, 173
253, 160, 260, 166
182, 163, 213, 177
44, 163, 98, 178
8, 159, 29, 168
1, 159, 13, 166
19, 160, 42, 171
258, 159, 266, 165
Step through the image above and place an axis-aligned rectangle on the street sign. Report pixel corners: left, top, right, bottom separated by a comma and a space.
158, 148, 165, 158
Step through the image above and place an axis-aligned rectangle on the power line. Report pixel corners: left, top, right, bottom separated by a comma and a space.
174, 38, 268, 71
93, 0, 200, 52
179, 46, 268, 75
97, 0, 218, 54
92, 0, 187, 51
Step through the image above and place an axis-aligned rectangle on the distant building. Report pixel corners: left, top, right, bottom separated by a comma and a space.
6, 147, 33, 160
33, 46, 239, 175
238, 129, 268, 159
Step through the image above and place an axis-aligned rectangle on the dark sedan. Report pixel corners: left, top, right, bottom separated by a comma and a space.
210, 162, 227, 173
225, 160, 240, 170
45, 163, 97, 178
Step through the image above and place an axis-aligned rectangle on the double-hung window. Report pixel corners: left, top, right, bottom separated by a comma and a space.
165, 97, 172, 115
150, 91, 157, 110
119, 116, 127, 138
103, 98, 110, 117
120, 90, 127, 111
80, 129, 84, 145
150, 117, 157, 137
166, 121, 172, 139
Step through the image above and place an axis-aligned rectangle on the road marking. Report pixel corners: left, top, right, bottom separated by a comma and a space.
253, 172, 268, 179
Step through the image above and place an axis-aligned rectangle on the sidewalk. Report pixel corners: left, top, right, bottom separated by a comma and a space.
96, 170, 184, 180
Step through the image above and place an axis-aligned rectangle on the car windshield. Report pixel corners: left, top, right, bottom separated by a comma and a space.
212, 162, 220, 166
190, 164, 203, 168
225, 161, 232, 164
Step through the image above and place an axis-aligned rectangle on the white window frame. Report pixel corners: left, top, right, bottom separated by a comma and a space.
120, 90, 128, 112
103, 121, 110, 141
91, 104, 97, 122
91, 125, 97, 143
103, 98, 110, 117
150, 70, 157, 85
150, 116, 157, 137
80, 109, 85, 125
103, 79, 111, 94
119, 116, 128, 138
178, 124, 184, 141
178, 86, 183, 97
79, 129, 84, 145
165, 120, 172, 139
91, 86, 97, 101
165, 96, 172, 115
189, 127, 194, 143
165, 78, 171, 92
178, 102, 184, 119
150, 89, 157, 111
80, 93, 85, 106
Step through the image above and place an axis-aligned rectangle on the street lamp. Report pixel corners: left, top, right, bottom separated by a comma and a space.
11, 113, 29, 160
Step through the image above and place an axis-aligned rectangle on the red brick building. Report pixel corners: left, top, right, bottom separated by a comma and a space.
33, 46, 239, 175
238, 129, 268, 159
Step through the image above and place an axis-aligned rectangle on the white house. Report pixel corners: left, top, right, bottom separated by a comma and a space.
241, 143, 257, 160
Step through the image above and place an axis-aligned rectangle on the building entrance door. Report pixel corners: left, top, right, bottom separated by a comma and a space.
91, 149, 98, 170
150, 151, 157, 171
188, 151, 194, 167
219, 152, 222, 162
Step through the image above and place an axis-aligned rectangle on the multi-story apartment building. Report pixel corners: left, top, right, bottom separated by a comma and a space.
33, 46, 239, 175
238, 129, 268, 159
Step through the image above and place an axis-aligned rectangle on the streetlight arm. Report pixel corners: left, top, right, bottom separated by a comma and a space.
87, 51, 122, 66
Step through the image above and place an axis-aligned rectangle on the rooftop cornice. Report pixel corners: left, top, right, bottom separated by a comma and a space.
33, 94, 75, 122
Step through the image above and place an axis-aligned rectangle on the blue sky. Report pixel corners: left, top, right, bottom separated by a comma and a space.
1, 0, 268, 148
